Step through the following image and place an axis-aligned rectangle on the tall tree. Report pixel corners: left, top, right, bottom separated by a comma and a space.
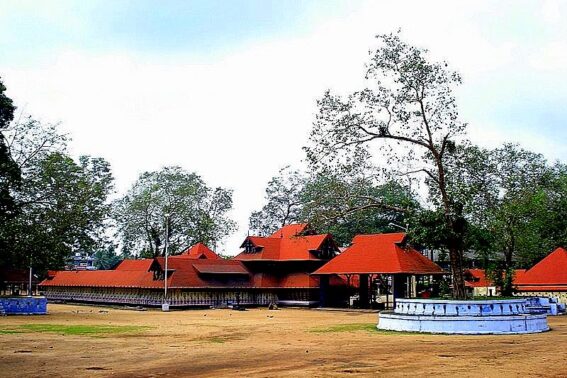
1, 118, 113, 272
114, 166, 236, 257
0, 78, 20, 228
4, 153, 114, 271
305, 32, 470, 298
249, 159, 417, 245
249, 167, 306, 236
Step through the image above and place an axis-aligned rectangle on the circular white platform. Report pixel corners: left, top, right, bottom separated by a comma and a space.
377, 299, 549, 334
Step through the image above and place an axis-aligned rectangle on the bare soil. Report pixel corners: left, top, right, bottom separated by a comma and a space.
1, 303, 566, 377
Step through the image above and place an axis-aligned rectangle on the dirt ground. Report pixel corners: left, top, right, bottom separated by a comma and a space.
1, 304, 566, 377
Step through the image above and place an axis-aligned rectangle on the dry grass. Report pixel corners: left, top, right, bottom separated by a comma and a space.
0, 303, 566, 377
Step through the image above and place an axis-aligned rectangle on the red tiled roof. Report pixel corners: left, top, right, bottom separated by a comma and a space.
39, 270, 162, 288
40, 258, 252, 289
515, 247, 567, 289
173, 243, 220, 260
269, 223, 309, 238
464, 269, 492, 288
115, 259, 153, 271
234, 224, 336, 261
313, 233, 444, 275
192, 263, 249, 275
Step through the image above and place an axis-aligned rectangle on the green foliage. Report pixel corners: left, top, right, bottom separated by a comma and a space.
249, 160, 417, 245
249, 166, 305, 236
0, 117, 113, 272
0, 78, 20, 233
94, 246, 122, 270
114, 166, 236, 257
304, 31, 471, 298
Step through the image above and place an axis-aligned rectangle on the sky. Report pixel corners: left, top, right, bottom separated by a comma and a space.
1, 0, 566, 254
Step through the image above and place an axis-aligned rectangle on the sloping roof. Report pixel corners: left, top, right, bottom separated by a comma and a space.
269, 223, 309, 238
41, 258, 252, 289
516, 247, 567, 290
173, 243, 220, 260
464, 269, 492, 288
464, 269, 527, 288
313, 233, 444, 275
234, 224, 336, 261
192, 262, 249, 275
115, 259, 154, 271
39, 270, 161, 288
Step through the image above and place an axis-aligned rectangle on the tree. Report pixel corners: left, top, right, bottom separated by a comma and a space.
301, 165, 418, 246
4, 153, 114, 271
94, 246, 122, 270
249, 159, 417, 246
249, 166, 306, 236
0, 78, 20, 229
1, 118, 113, 272
440, 143, 566, 294
114, 166, 236, 257
305, 32, 470, 298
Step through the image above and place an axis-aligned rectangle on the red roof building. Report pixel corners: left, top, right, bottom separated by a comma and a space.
233, 224, 343, 306
313, 233, 443, 308
314, 233, 444, 275
515, 247, 567, 292
39, 230, 345, 307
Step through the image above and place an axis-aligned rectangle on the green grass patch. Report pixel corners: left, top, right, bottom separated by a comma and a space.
310, 323, 377, 333
14, 324, 149, 336
0, 329, 23, 334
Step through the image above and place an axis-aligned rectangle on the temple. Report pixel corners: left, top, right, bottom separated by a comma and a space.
39, 224, 345, 307
39, 224, 567, 308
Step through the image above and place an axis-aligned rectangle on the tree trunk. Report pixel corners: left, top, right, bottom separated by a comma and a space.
448, 245, 466, 299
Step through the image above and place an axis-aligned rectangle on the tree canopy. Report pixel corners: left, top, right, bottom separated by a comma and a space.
304, 32, 471, 298
114, 166, 236, 257
0, 116, 114, 272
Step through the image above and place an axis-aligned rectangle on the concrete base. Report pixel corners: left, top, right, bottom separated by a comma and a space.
378, 312, 549, 334
377, 298, 549, 334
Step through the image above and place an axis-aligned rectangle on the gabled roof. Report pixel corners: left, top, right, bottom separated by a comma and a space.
464, 269, 493, 288
269, 223, 309, 238
313, 233, 444, 275
234, 234, 335, 261
172, 243, 220, 260
516, 247, 567, 289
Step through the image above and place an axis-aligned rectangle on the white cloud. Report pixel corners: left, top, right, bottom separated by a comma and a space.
2, 0, 566, 253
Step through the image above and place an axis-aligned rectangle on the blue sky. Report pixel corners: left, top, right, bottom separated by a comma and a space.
1, 0, 351, 62
1, 0, 566, 251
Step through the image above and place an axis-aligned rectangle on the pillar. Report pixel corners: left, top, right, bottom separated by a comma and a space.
359, 274, 369, 308
319, 275, 329, 307
392, 274, 408, 307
